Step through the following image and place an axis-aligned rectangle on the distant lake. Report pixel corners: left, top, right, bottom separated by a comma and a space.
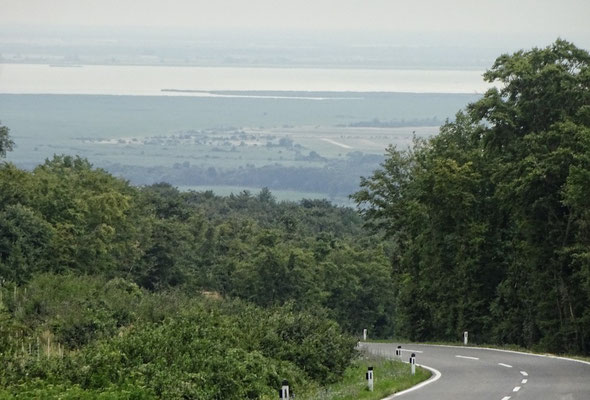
0, 63, 492, 96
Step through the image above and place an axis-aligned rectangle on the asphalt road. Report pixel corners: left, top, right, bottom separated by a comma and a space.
360, 342, 590, 400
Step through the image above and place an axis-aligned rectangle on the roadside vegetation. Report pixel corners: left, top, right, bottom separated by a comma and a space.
0, 275, 357, 398
299, 353, 430, 400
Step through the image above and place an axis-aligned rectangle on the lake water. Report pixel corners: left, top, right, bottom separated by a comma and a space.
0, 63, 492, 96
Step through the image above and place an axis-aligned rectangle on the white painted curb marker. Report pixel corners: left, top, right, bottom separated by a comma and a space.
366, 366, 374, 391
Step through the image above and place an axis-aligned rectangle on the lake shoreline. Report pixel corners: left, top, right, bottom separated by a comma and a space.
0, 63, 492, 95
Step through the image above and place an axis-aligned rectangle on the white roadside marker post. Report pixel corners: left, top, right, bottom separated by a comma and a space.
363, 328, 367, 341
395, 345, 402, 359
464, 331, 468, 345
410, 353, 416, 375
279, 380, 290, 399
366, 366, 374, 391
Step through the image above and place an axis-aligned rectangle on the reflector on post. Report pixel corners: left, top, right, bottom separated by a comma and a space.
279, 380, 290, 399
409, 353, 416, 375
366, 366, 374, 391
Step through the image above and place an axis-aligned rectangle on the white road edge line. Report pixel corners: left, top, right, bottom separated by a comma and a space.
521, 379, 528, 384
456, 355, 479, 360
498, 363, 513, 368
381, 364, 442, 399
501, 397, 511, 400
513, 386, 521, 392
400, 349, 424, 354
520, 370, 528, 376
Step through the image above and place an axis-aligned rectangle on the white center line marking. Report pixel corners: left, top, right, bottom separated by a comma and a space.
498, 363, 513, 368
455, 355, 480, 360
521, 379, 528, 384
501, 396, 511, 400
513, 386, 521, 392
520, 370, 528, 376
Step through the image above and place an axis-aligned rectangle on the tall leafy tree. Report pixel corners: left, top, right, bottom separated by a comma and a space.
0, 123, 14, 158
0, 205, 54, 283
27, 156, 143, 276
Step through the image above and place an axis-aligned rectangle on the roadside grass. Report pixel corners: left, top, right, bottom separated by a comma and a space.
296, 351, 430, 400
364, 339, 590, 363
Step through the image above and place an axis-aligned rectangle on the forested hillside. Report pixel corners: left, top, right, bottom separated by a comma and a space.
354, 39, 590, 354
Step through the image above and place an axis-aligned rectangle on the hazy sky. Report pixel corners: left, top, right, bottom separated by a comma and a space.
2, 0, 589, 39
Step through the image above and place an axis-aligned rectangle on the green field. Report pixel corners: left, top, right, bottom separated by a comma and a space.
176, 185, 352, 204
0, 92, 476, 198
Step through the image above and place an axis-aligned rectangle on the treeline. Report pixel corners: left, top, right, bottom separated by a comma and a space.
0, 152, 394, 396
344, 116, 441, 128
105, 152, 384, 199
354, 40, 590, 354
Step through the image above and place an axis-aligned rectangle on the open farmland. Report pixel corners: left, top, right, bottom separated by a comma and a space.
1, 92, 472, 201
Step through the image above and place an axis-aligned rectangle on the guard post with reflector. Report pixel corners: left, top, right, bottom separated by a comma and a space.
366, 366, 374, 391
279, 380, 290, 399
409, 353, 416, 375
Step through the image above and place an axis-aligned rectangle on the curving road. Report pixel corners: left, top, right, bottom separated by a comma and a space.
360, 342, 590, 400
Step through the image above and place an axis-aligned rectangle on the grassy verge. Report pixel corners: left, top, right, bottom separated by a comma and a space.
296, 351, 431, 400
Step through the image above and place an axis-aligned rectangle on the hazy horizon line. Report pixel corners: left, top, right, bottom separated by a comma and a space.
2, 24, 587, 48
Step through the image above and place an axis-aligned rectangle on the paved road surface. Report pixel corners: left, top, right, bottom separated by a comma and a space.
360, 342, 590, 400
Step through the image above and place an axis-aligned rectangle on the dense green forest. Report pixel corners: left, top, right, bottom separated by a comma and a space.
1, 39, 589, 398
354, 39, 590, 353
